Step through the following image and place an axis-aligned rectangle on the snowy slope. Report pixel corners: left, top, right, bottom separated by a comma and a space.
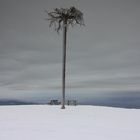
0, 105, 140, 140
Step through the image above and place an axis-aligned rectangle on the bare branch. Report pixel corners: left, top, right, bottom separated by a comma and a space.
46, 6, 84, 32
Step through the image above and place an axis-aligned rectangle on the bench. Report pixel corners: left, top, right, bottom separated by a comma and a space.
48, 100, 61, 105
67, 100, 77, 106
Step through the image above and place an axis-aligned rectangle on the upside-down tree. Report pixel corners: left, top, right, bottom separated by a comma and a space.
46, 6, 84, 109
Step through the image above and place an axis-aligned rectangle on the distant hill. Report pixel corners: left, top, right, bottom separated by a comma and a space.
0, 99, 37, 105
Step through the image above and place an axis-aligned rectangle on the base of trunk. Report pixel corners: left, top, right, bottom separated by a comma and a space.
61, 106, 65, 109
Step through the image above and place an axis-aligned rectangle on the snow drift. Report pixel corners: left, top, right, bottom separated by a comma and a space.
0, 105, 140, 140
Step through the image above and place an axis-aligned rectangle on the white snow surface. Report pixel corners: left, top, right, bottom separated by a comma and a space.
0, 105, 140, 140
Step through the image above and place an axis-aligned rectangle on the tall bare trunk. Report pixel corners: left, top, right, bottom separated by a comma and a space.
61, 21, 67, 109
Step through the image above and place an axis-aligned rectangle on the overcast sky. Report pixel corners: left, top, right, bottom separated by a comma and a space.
0, 0, 140, 99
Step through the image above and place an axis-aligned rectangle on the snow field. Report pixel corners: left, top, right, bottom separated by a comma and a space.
0, 105, 140, 140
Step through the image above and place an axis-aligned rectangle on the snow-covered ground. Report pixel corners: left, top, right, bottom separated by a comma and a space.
0, 105, 140, 140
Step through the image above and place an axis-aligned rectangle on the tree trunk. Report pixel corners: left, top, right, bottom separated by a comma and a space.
61, 21, 67, 109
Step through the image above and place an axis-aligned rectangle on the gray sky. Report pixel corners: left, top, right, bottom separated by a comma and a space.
0, 0, 140, 99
